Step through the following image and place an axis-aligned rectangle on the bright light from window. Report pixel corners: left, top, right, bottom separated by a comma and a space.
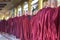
18, 7, 22, 16
58, 0, 60, 6
31, 0, 38, 5
18, 7, 21, 11
24, 4, 28, 9
24, 2, 28, 12
31, 0, 38, 12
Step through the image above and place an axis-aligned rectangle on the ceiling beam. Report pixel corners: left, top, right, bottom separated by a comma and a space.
0, 0, 11, 2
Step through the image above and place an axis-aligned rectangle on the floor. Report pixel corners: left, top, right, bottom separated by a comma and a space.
0, 32, 20, 40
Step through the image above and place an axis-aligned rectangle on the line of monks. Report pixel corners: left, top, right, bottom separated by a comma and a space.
0, 6, 60, 40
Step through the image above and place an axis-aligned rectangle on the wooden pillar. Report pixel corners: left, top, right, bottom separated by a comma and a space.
38, 0, 43, 10
28, 0, 32, 12
10, 10, 12, 17
10, 9, 15, 17
21, 3, 24, 15
14, 7, 18, 16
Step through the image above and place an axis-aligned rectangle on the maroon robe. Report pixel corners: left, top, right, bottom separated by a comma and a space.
30, 15, 35, 40
18, 16, 23, 40
44, 8, 58, 40
13, 17, 23, 38
13, 17, 19, 37
30, 8, 46, 40
4, 20, 8, 33
27, 15, 32, 40
37, 8, 51, 40
31, 15, 39, 40
0, 20, 3, 32
22, 15, 30, 40
54, 7, 60, 40
7, 18, 13, 34
1, 20, 7, 32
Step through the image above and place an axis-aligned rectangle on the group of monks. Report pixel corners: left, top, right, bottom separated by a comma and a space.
0, 6, 60, 40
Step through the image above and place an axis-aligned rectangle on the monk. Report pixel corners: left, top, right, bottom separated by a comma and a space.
7, 18, 14, 34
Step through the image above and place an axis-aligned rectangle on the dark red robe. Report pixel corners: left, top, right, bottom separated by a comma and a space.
36, 8, 51, 40
54, 6, 60, 40
18, 16, 23, 40
7, 18, 13, 34
44, 8, 58, 40
4, 20, 8, 33
0, 20, 3, 32
22, 15, 30, 40
13, 16, 23, 38
30, 8, 45, 40
13, 17, 19, 37
1, 20, 7, 32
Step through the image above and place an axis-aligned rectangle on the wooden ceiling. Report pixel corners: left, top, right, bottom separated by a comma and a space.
0, 0, 11, 12
0, 0, 20, 13
0, 0, 29, 13
12, 0, 28, 8
0, 0, 11, 2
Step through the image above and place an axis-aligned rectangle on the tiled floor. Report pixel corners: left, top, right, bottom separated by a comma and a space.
0, 33, 20, 40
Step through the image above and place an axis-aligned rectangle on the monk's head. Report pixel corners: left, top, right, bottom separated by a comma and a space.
51, 0, 57, 8
43, 0, 48, 8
